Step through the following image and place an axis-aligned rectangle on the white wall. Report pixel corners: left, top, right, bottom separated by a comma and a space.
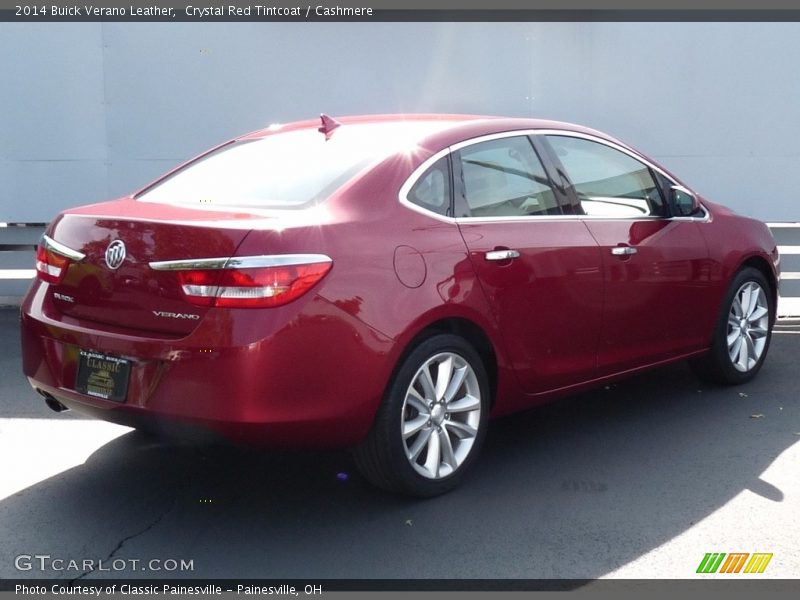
1, 21, 799, 222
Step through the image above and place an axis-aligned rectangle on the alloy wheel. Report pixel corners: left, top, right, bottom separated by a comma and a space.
400, 352, 482, 479
727, 281, 770, 372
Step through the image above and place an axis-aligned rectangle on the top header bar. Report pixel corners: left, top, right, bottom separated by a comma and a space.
5, 0, 800, 8
3, 0, 800, 21
4, 8, 800, 22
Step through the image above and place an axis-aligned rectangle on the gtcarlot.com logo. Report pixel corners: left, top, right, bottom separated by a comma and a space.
696, 552, 773, 574
15, 554, 194, 573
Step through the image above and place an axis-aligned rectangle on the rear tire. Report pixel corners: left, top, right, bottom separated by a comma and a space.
354, 334, 490, 497
691, 266, 774, 385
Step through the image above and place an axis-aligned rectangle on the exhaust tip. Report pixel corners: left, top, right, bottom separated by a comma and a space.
36, 389, 69, 413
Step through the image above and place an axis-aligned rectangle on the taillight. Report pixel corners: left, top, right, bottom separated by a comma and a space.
178, 262, 332, 308
35, 236, 85, 284
148, 254, 333, 309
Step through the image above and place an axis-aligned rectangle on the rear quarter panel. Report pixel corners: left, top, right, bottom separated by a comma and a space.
313, 154, 522, 417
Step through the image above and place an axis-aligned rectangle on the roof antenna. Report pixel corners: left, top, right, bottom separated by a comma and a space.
318, 113, 342, 140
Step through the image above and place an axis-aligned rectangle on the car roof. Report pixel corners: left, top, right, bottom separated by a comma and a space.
237, 113, 625, 154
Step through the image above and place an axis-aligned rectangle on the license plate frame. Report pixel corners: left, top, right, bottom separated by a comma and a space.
75, 350, 131, 403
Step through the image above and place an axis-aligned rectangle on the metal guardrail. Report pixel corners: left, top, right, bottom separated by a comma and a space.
0, 223, 42, 306
768, 223, 800, 317
3, 222, 800, 314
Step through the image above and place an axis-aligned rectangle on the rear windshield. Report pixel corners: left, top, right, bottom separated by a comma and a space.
137, 122, 453, 209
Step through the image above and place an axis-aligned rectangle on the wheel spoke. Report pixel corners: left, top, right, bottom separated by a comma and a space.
439, 429, 457, 469
737, 334, 750, 371
403, 415, 429, 439
423, 428, 442, 477
405, 387, 430, 415
407, 427, 433, 462
746, 285, 761, 318
726, 329, 741, 347
444, 418, 477, 439
434, 356, 454, 401
417, 366, 437, 402
443, 365, 468, 404
749, 325, 768, 339
749, 305, 768, 322
743, 334, 757, 369
446, 393, 481, 414
731, 296, 743, 319
739, 285, 753, 317
729, 336, 743, 364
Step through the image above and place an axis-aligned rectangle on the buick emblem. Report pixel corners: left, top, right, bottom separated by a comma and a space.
104, 240, 127, 270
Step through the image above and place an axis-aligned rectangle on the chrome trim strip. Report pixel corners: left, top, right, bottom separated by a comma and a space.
453, 209, 709, 224
41, 235, 86, 261
149, 254, 333, 271
149, 257, 229, 270
397, 128, 710, 224
670, 206, 710, 222
224, 254, 332, 269
456, 214, 662, 224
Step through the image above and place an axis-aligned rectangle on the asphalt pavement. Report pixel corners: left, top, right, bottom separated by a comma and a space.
1, 308, 798, 581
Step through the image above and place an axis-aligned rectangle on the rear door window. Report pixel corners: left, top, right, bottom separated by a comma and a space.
456, 136, 561, 218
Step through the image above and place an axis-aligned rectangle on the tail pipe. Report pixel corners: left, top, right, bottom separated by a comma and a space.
36, 389, 69, 413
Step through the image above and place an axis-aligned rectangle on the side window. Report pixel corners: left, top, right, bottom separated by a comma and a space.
546, 135, 666, 218
458, 136, 561, 218
407, 156, 451, 217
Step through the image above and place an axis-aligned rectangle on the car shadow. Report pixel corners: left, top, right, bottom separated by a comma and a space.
1, 326, 798, 581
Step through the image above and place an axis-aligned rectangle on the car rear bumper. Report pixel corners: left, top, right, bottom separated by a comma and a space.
21, 281, 395, 448
28, 381, 357, 447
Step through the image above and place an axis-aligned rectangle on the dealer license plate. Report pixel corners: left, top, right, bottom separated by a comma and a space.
75, 350, 131, 403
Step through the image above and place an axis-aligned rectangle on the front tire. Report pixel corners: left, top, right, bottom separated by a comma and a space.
354, 334, 490, 497
691, 266, 775, 385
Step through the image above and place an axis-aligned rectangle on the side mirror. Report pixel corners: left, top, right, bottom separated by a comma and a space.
670, 185, 701, 217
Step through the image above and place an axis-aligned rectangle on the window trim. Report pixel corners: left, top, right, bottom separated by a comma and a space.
397, 129, 709, 223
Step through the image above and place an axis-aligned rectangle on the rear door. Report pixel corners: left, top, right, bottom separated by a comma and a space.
540, 133, 712, 375
452, 133, 604, 394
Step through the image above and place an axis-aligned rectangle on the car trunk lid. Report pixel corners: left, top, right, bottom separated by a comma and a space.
44, 198, 264, 335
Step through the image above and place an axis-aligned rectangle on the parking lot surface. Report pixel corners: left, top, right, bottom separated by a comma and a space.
1, 308, 798, 580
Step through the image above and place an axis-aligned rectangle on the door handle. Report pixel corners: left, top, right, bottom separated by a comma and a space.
611, 246, 637, 256
485, 249, 520, 261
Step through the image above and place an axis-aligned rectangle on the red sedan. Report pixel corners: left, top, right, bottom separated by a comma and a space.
21, 114, 779, 496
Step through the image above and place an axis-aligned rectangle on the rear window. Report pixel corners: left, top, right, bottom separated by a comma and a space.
137, 122, 453, 210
